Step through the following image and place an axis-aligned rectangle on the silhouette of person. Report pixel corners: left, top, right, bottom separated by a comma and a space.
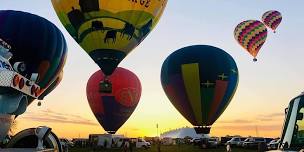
67, 7, 85, 32
157, 139, 161, 152
129, 140, 134, 152
123, 139, 130, 152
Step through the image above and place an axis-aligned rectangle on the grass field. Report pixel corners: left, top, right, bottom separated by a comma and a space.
70, 145, 258, 152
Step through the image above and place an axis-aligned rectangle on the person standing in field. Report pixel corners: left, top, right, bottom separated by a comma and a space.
129, 140, 134, 152
157, 138, 161, 152
226, 143, 232, 152
123, 139, 130, 152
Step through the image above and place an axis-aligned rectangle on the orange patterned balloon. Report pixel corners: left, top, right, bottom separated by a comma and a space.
234, 20, 268, 62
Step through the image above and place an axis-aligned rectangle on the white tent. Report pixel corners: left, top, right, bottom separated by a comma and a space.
160, 127, 209, 139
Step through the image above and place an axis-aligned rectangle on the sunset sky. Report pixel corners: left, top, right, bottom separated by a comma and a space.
1, 0, 304, 139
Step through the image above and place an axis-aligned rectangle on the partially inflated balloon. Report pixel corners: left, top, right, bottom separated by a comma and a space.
37, 71, 64, 100
86, 68, 141, 134
234, 20, 267, 61
0, 10, 67, 102
262, 10, 282, 33
161, 45, 238, 134
28, 71, 64, 106
52, 0, 167, 76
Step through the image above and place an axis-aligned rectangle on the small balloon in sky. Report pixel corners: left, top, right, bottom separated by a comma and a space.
262, 10, 282, 33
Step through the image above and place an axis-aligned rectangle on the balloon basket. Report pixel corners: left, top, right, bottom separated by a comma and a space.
253, 58, 257, 62
194, 126, 211, 134
107, 131, 116, 134
99, 80, 112, 93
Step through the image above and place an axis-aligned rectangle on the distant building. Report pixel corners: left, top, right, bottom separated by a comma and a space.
79, 0, 100, 13
72, 138, 89, 147
144, 136, 159, 143
89, 134, 124, 143
160, 127, 207, 139
88, 134, 125, 148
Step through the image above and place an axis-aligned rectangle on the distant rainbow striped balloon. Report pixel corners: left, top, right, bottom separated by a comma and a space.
262, 10, 282, 33
234, 20, 267, 61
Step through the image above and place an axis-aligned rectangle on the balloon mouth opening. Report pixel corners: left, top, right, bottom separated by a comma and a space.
253, 58, 257, 62
194, 126, 211, 134
107, 131, 116, 134
99, 79, 112, 93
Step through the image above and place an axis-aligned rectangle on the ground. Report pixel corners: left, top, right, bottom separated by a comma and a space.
70, 145, 258, 152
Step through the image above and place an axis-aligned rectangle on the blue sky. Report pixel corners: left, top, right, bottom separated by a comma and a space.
1, 0, 304, 138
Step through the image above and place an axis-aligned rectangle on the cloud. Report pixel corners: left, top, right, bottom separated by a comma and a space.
258, 112, 285, 118
130, 128, 140, 131
216, 112, 285, 126
257, 112, 285, 122
215, 124, 282, 131
217, 119, 252, 124
258, 118, 273, 121
20, 109, 98, 126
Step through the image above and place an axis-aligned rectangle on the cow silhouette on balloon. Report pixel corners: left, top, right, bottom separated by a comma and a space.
102, 20, 152, 44
104, 22, 136, 44
92, 20, 104, 33
104, 30, 117, 44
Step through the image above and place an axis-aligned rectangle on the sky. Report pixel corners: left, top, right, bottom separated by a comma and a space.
1, 0, 304, 139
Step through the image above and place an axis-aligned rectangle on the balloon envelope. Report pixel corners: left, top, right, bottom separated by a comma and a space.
86, 68, 141, 134
262, 10, 282, 32
0, 10, 67, 99
37, 70, 64, 100
161, 45, 238, 133
234, 20, 267, 61
52, 0, 167, 75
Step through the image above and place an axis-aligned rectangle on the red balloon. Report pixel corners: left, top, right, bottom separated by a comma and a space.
86, 67, 141, 134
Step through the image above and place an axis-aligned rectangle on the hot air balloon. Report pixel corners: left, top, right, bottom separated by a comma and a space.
234, 20, 267, 62
161, 45, 238, 134
34, 70, 64, 106
262, 10, 282, 33
52, 0, 167, 92
86, 67, 141, 134
0, 10, 67, 142
0, 10, 67, 112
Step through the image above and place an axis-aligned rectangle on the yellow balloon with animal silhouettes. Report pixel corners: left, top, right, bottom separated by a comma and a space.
52, 0, 167, 76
